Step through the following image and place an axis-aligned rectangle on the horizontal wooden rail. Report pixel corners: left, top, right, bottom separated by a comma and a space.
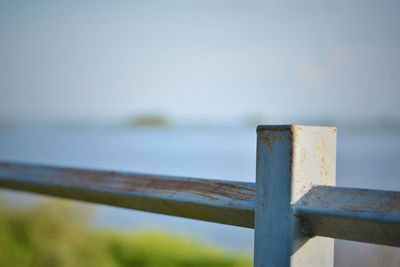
296, 185, 400, 246
0, 161, 399, 247
0, 162, 255, 228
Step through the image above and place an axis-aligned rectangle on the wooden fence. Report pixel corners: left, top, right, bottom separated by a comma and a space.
0, 125, 399, 266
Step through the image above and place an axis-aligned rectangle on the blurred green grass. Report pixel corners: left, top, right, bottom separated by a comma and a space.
0, 199, 251, 267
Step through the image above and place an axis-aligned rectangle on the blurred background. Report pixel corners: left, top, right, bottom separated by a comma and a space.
0, 1, 399, 266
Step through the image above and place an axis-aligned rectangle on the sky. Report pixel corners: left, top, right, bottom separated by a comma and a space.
0, 1, 399, 124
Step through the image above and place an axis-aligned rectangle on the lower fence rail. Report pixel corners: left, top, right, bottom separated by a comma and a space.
0, 125, 399, 267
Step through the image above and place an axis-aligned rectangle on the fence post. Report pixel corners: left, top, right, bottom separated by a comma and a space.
254, 125, 336, 267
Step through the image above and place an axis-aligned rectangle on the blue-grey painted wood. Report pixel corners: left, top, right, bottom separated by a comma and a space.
254, 125, 336, 267
254, 126, 294, 267
296, 185, 400, 246
0, 162, 255, 228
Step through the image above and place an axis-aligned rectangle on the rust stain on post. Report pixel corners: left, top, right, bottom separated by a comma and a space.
258, 126, 291, 151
